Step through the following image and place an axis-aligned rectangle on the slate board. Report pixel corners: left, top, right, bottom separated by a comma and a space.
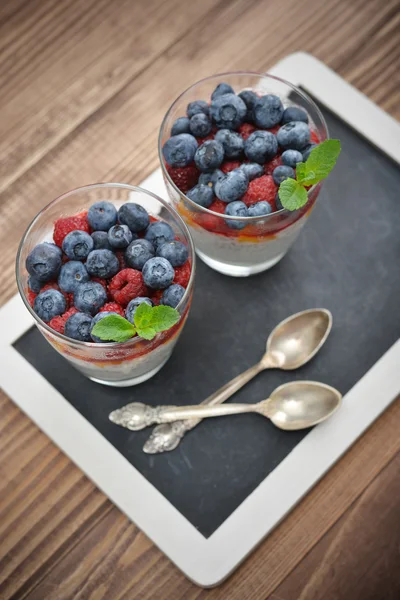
14, 104, 400, 538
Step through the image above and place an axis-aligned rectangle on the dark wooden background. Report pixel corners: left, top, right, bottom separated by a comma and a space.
1, 0, 399, 598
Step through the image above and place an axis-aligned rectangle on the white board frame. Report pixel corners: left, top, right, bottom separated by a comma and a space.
1, 53, 399, 587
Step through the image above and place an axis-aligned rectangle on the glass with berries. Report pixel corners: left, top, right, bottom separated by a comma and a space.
16, 183, 195, 386
159, 72, 328, 276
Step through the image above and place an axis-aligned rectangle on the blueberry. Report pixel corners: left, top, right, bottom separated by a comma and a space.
87, 201, 117, 231
64, 312, 93, 342
62, 230, 94, 260
248, 201, 272, 217
281, 106, 309, 124
238, 90, 258, 122
125, 297, 153, 324
302, 143, 317, 161
281, 149, 303, 168
224, 201, 248, 229
44, 242, 63, 257
211, 82, 234, 99
26, 243, 62, 282
215, 129, 244, 159
34, 289, 66, 322
161, 284, 185, 308
277, 121, 310, 150
210, 94, 247, 130
28, 275, 42, 293
157, 240, 188, 267
162, 133, 198, 167
142, 257, 175, 289
244, 131, 278, 163
118, 203, 150, 233
253, 95, 284, 128
187, 100, 209, 118
215, 169, 248, 203
171, 116, 190, 135
198, 169, 224, 188
86, 249, 119, 278
194, 140, 224, 172
144, 221, 175, 251
275, 192, 284, 210
58, 261, 90, 293
189, 113, 212, 138
107, 224, 134, 249
187, 184, 214, 208
91, 231, 112, 250
272, 165, 295, 185
74, 281, 107, 315
125, 239, 155, 270
90, 311, 119, 343
240, 162, 264, 181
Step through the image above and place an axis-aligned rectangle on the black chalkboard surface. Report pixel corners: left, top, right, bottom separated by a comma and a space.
14, 105, 400, 538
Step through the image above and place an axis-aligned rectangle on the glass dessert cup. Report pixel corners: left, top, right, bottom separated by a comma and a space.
159, 72, 328, 277
16, 183, 195, 387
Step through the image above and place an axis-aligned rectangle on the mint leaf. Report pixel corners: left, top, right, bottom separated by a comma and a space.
91, 314, 136, 342
133, 302, 153, 328
278, 179, 308, 211
297, 139, 341, 185
151, 305, 180, 333
135, 324, 158, 340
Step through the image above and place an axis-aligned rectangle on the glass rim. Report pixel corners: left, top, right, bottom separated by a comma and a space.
158, 70, 329, 221
16, 182, 196, 348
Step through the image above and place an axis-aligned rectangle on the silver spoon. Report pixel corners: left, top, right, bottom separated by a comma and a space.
109, 381, 341, 432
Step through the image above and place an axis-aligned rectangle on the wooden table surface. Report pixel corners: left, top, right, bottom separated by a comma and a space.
1, 0, 399, 598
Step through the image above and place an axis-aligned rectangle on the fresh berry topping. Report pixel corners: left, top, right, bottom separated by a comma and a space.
90, 277, 108, 294
28, 275, 42, 293
224, 201, 248, 229
281, 106, 309, 124
187, 100, 209, 118
302, 143, 317, 161
281, 149, 303, 168
34, 289, 66, 322
166, 164, 200, 193
74, 281, 107, 315
242, 175, 277, 206
86, 249, 119, 278
62, 230, 94, 260
198, 169, 223, 188
125, 239, 155, 270
49, 307, 79, 334
253, 94, 284, 128
58, 261, 90, 293
91, 231, 112, 250
210, 93, 246, 130
238, 90, 258, 122
173, 261, 191, 287
161, 284, 185, 308
264, 155, 283, 175
194, 140, 224, 172
26, 243, 62, 283
240, 162, 264, 180
272, 165, 295, 185
171, 116, 191, 135
310, 130, 320, 144
215, 129, 244, 159
107, 224, 135, 249
53, 215, 89, 248
208, 199, 226, 214
118, 203, 150, 233
277, 121, 310, 150
238, 122, 256, 140
244, 131, 278, 164
116, 251, 126, 270
189, 113, 212, 138
27, 290, 37, 307
156, 240, 188, 267
220, 161, 241, 174
187, 183, 214, 208
142, 257, 175, 290
144, 221, 175, 251
90, 311, 119, 343
125, 297, 153, 323
211, 82, 235, 99
87, 201, 117, 231
247, 201, 273, 217
108, 268, 148, 306
99, 302, 125, 317
215, 169, 249, 203
64, 312, 93, 342
195, 132, 215, 144
162, 133, 198, 167
150, 289, 164, 305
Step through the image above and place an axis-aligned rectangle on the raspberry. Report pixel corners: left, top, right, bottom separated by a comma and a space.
150, 290, 164, 305
173, 262, 191, 288
238, 123, 256, 140
264, 156, 282, 175
268, 125, 280, 135
99, 302, 125, 317
167, 164, 200, 194
49, 307, 79, 335
27, 290, 37, 307
209, 199, 226, 214
221, 161, 241, 174
115, 251, 126, 271
242, 175, 277, 207
311, 130, 320, 144
108, 268, 148, 306
53, 214, 90, 247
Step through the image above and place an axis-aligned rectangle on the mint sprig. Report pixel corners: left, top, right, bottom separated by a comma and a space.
278, 139, 341, 211
91, 304, 180, 343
